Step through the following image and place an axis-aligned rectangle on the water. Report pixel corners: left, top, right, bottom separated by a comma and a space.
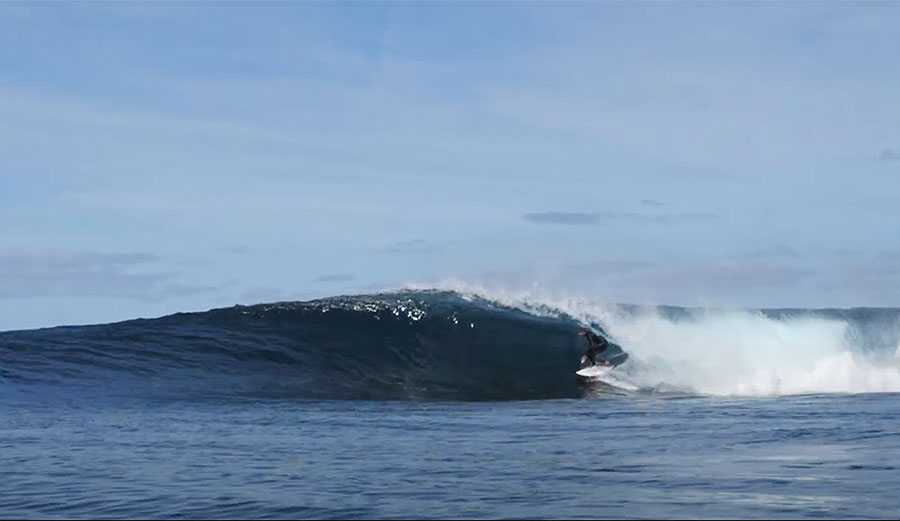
3, 394, 899, 519
4, 289, 900, 518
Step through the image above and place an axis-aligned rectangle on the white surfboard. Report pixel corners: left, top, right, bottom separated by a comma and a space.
576, 365, 640, 392
575, 365, 613, 378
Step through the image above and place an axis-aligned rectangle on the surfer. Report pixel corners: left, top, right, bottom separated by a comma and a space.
578, 327, 612, 367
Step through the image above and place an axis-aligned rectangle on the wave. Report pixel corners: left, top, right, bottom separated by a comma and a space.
2, 288, 899, 401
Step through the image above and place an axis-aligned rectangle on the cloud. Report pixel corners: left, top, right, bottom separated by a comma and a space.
222, 246, 252, 255
609, 260, 815, 307
741, 243, 802, 260
640, 199, 666, 207
815, 257, 900, 296
523, 211, 717, 226
176, 258, 213, 267
0, 249, 215, 301
360, 280, 405, 293
156, 283, 219, 298
239, 287, 288, 303
4, 3, 899, 322
672, 213, 719, 221
879, 149, 899, 161
564, 259, 656, 277
523, 212, 610, 226
633, 263, 812, 291
313, 273, 355, 283
622, 212, 719, 223
385, 239, 439, 254
608, 256, 898, 307
0, 250, 159, 270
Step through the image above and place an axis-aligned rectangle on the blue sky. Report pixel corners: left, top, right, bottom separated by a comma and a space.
2, 2, 899, 330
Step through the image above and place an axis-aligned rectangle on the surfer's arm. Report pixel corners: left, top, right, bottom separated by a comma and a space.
590, 333, 608, 351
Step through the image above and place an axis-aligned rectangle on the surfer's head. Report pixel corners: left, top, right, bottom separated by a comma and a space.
577, 327, 588, 336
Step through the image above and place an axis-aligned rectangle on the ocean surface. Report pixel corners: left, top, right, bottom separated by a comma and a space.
3, 289, 900, 519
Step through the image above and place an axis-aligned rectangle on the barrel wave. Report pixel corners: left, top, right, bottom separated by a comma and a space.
0, 291, 621, 401
2, 289, 899, 401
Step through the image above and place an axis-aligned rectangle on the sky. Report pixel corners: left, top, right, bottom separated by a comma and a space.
2, 2, 900, 331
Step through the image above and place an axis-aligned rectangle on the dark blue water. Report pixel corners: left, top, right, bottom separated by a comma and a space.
4, 291, 900, 518
3, 394, 900, 519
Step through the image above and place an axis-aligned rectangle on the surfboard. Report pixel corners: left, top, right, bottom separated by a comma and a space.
575, 365, 613, 378
576, 365, 640, 392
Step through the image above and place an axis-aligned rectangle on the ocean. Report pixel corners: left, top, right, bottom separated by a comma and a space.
3, 290, 900, 519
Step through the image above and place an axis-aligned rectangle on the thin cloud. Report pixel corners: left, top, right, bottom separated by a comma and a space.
360, 281, 404, 293
0, 249, 214, 301
673, 213, 719, 221
610, 260, 815, 307
524, 211, 717, 226
156, 283, 218, 299
633, 212, 721, 224
742, 243, 802, 260
816, 257, 900, 296
313, 273, 355, 283
221, 245, 252, 255
564, 259, 656, 277
602, 256, 900, 308
239, 287, 287, 303
0, 250, 159, 271
523, 212, 609, 226
879, 149, 899, 161
640, 199, 666, 207
385, 239, 439, 254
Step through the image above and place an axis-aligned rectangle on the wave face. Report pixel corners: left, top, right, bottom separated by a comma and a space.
2, 289, 900, 401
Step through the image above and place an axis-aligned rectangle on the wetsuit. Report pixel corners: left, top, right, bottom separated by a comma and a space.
581, 330, 609, 366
